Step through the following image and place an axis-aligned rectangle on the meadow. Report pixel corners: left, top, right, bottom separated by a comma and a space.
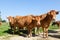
0, 22, 59, 36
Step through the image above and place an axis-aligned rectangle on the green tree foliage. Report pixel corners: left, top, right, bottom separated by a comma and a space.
2, 20, 6, 22
0, 17, 2, 22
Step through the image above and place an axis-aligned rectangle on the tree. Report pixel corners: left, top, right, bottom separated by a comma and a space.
2, 20, 6, 22
0, 11, 2, 22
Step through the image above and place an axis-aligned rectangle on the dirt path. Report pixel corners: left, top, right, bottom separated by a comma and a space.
0, 29, 60, 40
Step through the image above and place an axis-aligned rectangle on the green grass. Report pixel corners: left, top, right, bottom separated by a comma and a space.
49, 25, 59, 30
0, 22, 59, 36
0, 22, 10, 36
40, 25, 59, 32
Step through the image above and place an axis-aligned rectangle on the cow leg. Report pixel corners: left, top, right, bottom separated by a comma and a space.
12, 26, 16, 34
34, 27, 40, 35
13, 29, 15, 34
34, 27, 37, 35
17, 27, 20, 34
24, 27, 26, 30
10, 26, 15, 34
27, 28, 32, 38
10, 24, 13, 33
11, 27, 14, 34
10, 26, 12, 30
37, 27, 40, 35
59, 24, 60, 29
45, 27, 48, 38
57, 24, 59, 29
10, 25, 13, 31
42, 27, 45, 38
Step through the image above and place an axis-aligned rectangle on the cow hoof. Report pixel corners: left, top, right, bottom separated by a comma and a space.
43, 36, 45, 38
43, 36, 48, 39
27, 35, 31, 38
26, 36, 30, 38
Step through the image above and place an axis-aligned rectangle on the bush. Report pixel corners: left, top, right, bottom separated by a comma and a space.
2, 20, 6, 22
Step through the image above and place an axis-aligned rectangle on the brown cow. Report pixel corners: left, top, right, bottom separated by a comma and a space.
52, 21, 60, 29
34, 10, 59, 38
7, 16, 16, 34
39, 10, 59, 38
15, 15, 41, 37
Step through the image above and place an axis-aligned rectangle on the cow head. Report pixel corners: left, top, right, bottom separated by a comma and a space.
35, 16, 41, 25
47, 10, 59, 21
32, 16, 41, 25
7, 16, 15, 24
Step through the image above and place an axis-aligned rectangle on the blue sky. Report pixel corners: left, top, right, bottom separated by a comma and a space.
0, 0, 60, 21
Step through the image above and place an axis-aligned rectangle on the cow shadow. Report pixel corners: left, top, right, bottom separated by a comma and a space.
3, 29, 37, 37
49, 35, 60, 39
48, 30, 60, 39
48, 30, 58, 33
3, 29, 27, 37
3, 29, 13, 34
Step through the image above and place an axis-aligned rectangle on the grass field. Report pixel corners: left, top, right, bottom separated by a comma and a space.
0, 22, 59, 36
0, 23, 10, 36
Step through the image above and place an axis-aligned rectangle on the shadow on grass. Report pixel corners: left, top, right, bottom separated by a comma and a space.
3, 29, 13, 34
48, 30, 58, 33
49, 35, 60, 39
3, 29, 36, 37
3, 29, 27, 37
48, 30, 60, 39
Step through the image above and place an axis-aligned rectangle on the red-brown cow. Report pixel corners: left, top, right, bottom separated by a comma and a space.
15, 15, 41, 37
38, 10, 59, 38
7, 16, 16, 34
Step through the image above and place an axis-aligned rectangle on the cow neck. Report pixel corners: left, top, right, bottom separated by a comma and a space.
41, 14, 53, 24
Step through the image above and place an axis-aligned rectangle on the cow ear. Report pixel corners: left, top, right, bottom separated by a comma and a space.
13, 17, 14, 19
47, 11, 51, 15
56, 11, 59, 14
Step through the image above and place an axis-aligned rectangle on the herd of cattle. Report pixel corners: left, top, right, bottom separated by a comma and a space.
7, 10, 60, 38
